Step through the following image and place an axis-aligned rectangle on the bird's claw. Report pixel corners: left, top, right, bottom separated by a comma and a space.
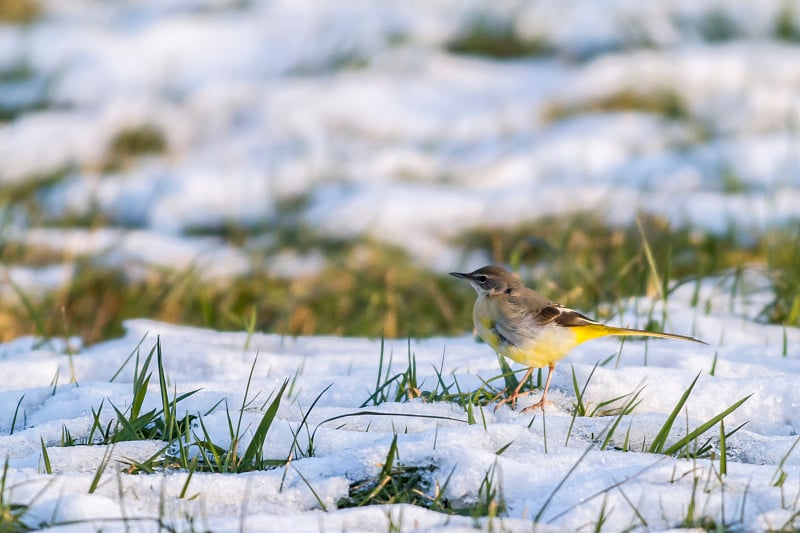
493, 392, 516, 411
491, 388, 509, 411
493, 389, 534, 412
520, 398, 553, 413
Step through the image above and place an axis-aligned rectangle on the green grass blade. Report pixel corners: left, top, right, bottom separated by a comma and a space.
156, 337, 173, 440
286, 382, 333, 460
6, 276, 47, 341
109, 332, 148, 382
534, 442, 594, 522
88, 400, 107, 444
196, 415, 225, 472
495, 440, 514, 456
719, 420, 727, 476
648, 373, 700, 453
571, 365, 585, 416
238, 379, 289, 471
40, 438, 52, 474
359, 373, 403, 408
379, 434, 399, 479
600, 389, 643, 450
129, 374, 151, 422
661, 394, 751, 456
10, 394, 24, 435
637, 215, 665, 301
236, 353, 260, 440
771, 434, 800, 486
109, 403, 157, 442
130, 343, 157, 420
88, 446, 114, 494
121, 444, 171, 474
293, 465, 328, 511
180, 456, 200, 498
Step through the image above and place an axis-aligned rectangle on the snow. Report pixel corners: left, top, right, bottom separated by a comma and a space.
3, 1, 800, 274
3, 0, 800, 530
1, 285, 799, 531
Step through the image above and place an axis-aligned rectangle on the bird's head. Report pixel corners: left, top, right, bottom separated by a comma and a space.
449, 265, 522, 297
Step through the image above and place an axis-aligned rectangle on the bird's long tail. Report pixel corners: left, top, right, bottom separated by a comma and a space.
571, 323, 707, 345
595, 325, 707, 344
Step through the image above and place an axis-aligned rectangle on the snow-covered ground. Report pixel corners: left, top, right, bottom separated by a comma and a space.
3, 0, 800, 275
3, 0, 800, 530
1, 283, 799, 531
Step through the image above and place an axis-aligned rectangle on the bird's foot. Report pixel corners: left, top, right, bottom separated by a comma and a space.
521, 398, 553, 413
493, 389, 533, 411
491, 388, 508, 405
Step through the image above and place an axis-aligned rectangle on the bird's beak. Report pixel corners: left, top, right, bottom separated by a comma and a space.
449, 272, 470, 280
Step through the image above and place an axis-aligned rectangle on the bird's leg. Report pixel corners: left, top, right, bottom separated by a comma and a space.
522, 364, 555, 413
493, 366, 535, 411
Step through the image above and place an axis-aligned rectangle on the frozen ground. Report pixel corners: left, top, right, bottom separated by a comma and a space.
1, 281, 799, 531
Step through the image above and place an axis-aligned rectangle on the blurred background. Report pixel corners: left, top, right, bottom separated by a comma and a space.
1, 0, 799, 344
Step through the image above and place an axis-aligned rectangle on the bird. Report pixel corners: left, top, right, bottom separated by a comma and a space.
449, 265, 706, 412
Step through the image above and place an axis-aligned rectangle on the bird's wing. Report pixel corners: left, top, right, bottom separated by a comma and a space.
540, 304, 599, 328
492, 289, 587, 346
514, 288, 599, 327
494, 288, 601, 346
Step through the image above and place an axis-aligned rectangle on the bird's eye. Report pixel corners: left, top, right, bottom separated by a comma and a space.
477, 275, 488, 283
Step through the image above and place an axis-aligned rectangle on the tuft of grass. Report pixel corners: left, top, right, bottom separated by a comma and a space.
108, 338, 199, 445
290, 49, 369, 75
120, 352, 290, 474
3, 215, 799, 346
720, 167, 749, 194
570, 363, 642, 419
0, 239, 473, 344
763, 225, 800, 328
0, 167, 70, 221
542, 88, 689, 122
338, 434, 503, 519
0, 63, 50, 121
775, 4, 800, 41
462, 460, 506, 520
446, 15, 551, 58
338, 435, 445, 510
647, 373, 750, 458
56, 338, 200, 451
677, 481, 723, 531
360, 337, 539, 418
103, 124, 167, 172
0, 458, 32, 531
0, 0, 39, 24
695, 9, 741, 42
674, 463, 731, 531
599, 388, 645, 451
361, 334, 423, 407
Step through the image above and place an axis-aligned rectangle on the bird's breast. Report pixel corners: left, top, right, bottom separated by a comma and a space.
472, 295, 579, 367
472, 297, 500, 349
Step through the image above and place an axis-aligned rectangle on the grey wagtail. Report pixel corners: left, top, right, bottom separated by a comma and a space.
450, 265, 706, 412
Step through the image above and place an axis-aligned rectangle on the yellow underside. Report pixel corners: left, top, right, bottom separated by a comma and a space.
478, 317, 615, 368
